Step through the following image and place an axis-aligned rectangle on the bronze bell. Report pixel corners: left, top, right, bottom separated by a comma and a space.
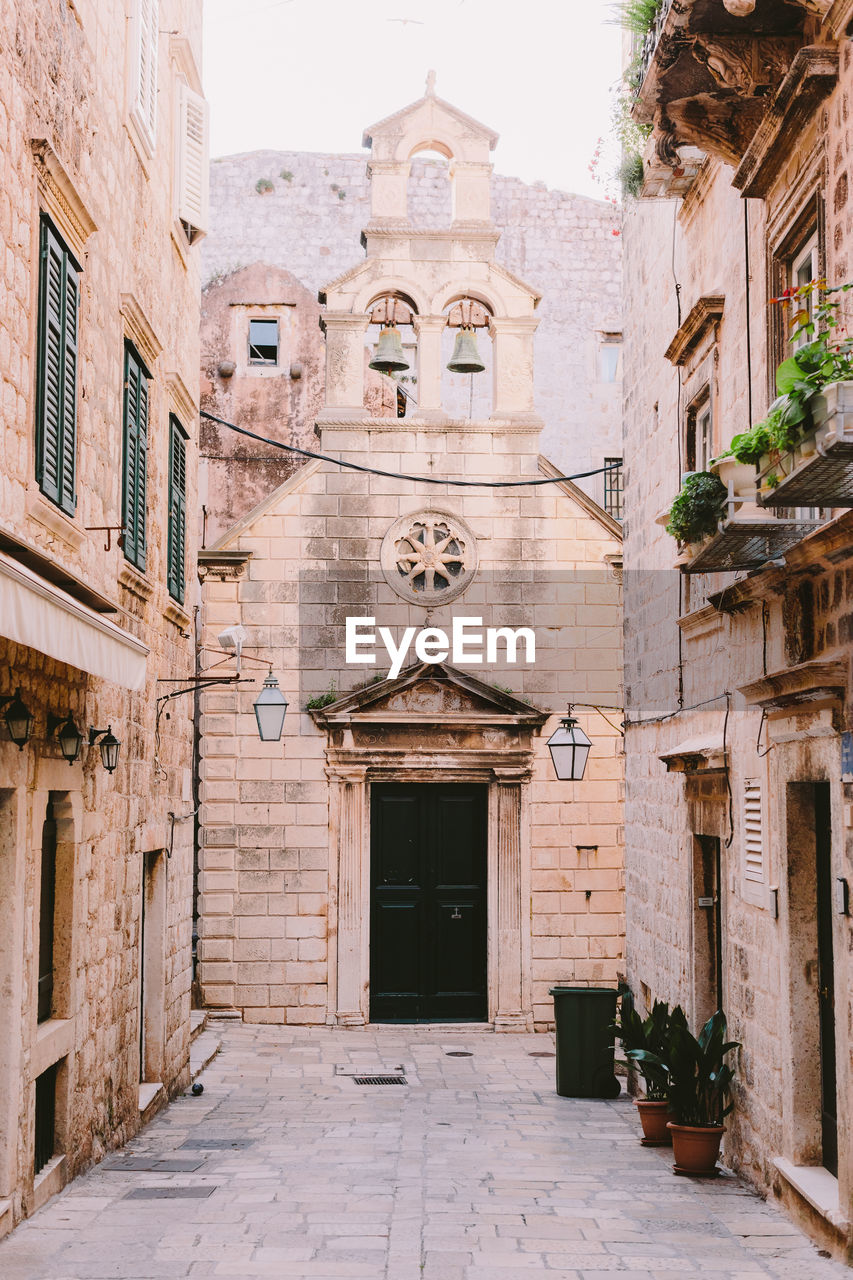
447, 325, 486, 374
369, 325, 410, 373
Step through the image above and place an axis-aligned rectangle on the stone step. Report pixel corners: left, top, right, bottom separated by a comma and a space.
190, 1028, 221, 1082
189, 1009, 208, 1043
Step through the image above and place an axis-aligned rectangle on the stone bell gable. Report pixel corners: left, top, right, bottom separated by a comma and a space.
318, 78, 542, 428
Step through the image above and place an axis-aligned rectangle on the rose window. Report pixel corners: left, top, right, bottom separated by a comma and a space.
380, 510, 478, 605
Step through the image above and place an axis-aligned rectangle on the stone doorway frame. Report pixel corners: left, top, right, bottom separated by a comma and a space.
313, 662, 547, 1031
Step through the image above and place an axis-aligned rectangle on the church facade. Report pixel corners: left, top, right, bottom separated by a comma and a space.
197, 88, 624, 1030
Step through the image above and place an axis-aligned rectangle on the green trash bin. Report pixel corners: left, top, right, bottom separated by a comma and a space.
549, 986, 621, 1099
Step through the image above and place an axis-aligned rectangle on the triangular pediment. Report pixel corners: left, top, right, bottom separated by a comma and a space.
311, 662, 546, 727
362, 93, 498, 153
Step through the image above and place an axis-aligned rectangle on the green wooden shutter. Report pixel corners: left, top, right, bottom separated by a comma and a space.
122, 343, 149, 572
36, 217, 79, 515
167, 416, 187, 603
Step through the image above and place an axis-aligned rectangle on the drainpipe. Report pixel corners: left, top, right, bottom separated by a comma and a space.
192, 602, 202, 996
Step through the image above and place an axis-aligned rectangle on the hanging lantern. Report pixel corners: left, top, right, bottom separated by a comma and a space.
2, 688, 34, 749
369, 325, 410, 373
89, 725, 121, 773
447, 325, 486, 374
254, 670, 288, 742
547, 707, 592, 781
722, 0, 755, 13
55, 713, 83, 764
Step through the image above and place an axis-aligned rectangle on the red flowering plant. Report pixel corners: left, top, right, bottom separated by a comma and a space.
722, 280, 853, 465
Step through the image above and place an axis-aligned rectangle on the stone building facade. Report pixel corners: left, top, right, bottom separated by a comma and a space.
198, 133, 623, 537
197, 87, 624, 1032
623, 0, 853, 1259
0, 0, 206, 1235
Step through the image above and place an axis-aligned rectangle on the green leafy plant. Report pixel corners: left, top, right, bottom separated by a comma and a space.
665, 472, 728, 544
280, 168, 294, 182
631, 1008, 739, 1127
306, 681, 337, 710
612, 0, 664, 37
619, 151, 646, 200
255, 178, 274, 194
612, 993, 672, 1100
764, 471, 780, 489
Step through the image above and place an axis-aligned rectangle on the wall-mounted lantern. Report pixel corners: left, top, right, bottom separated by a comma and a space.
89, 725, 121, 773
253, 670, 288, 742
547, 706, 592, 782
1, 688, 34, 750
49, 713, 83, 764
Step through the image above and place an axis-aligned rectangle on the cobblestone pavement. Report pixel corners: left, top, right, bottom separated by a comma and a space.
0, 1022, 848, 1280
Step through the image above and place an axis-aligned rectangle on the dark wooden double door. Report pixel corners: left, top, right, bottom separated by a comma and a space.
370, 783, 487, 1022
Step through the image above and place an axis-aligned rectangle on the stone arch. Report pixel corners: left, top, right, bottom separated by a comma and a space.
431, 281, 508, 318
355, 278, 430, 317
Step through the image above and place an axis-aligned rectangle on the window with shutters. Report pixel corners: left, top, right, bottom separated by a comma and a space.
167, 416, 187, 602
744, 778, 765, 883
122, 343, 150, 573
35, 216, 80, 517
175, 80, 209, 242
130, 0, 159, 151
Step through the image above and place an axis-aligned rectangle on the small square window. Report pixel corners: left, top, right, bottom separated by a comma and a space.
598, 333, 622, 384
248, 319, 279, 365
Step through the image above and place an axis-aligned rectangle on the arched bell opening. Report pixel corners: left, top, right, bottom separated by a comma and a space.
406, 146, 453, 230
441, 296, 493, 420
364, 292, 419, 419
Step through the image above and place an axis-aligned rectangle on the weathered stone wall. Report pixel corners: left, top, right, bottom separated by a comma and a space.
0, 0, 202, 1234
623, 39, 853, 1246
201, 151, 623, 492
198, 429, 624, 1030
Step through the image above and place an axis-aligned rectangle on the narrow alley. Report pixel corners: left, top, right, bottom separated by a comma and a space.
0, 1024, 844, 1280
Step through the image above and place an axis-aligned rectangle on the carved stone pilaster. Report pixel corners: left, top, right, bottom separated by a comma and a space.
493, 769, 532, 1031
332, 768, 367, 1025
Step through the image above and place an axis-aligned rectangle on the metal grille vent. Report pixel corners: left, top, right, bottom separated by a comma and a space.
352, 1075, 407, 1086
744, 778, 764, 883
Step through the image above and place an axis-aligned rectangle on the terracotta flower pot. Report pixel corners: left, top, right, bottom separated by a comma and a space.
634, 1099, 675, 1146
667, 1122, 725, 1176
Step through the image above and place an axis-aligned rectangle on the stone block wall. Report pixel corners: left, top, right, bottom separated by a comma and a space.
0, 0, 202, 1233
623, 32, 853, 1246
199, 422, 624, 1029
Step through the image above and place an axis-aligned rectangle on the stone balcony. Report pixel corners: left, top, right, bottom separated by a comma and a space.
634, 0, 837, 193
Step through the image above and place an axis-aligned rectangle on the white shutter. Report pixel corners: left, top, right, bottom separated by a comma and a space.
132, 0, 159, 148
176, 81, 209, 238
744, 778, 764, 883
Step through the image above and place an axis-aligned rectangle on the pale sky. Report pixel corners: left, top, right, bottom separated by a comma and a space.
203, 0, 623, 199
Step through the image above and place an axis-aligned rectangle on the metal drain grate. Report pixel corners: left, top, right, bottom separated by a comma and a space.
445, 1051, 473, 1057
352, 1075, 407, 1086
528, 1051, 556, 1058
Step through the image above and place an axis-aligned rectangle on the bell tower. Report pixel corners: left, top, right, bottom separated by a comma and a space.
318, 77, 542, 432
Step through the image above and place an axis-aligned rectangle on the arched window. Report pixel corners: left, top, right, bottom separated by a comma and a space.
407, 147, 452, 229
441, 297, 493, 420
364, 293, 418, 418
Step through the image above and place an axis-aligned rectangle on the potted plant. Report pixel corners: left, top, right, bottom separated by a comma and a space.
665, 472, 728, 553
633, 1007, 740, 1175
612, 993, 675, 1145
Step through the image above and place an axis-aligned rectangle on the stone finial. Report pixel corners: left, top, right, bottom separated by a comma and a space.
425, 69, 436, 97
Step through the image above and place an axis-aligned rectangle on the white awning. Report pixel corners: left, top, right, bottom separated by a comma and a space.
0, 551, 148, 690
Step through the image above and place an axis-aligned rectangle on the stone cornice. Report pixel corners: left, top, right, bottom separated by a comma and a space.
738, 658, 847, 710
31, 139, 97, 260
734, 46, 839, 196
120, 294, 163, 370
197, 549, 252, 581
665, 295, 725, 367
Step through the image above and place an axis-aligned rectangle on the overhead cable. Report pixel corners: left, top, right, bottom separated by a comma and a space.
199, 409, 622, 490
